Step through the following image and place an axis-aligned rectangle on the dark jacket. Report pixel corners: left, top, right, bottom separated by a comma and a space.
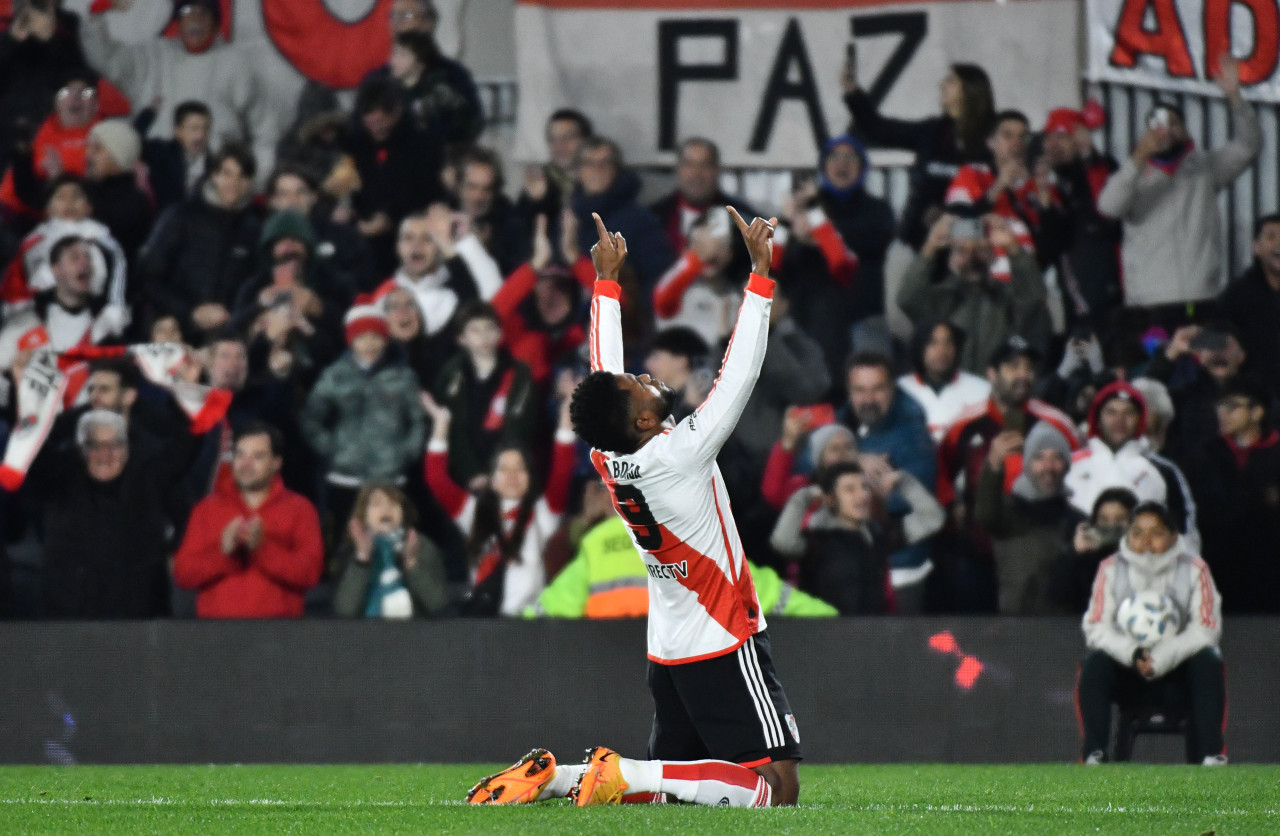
133, 106, 210, 211
782, 181, 895, 386
434, 350, 536, 487
362, 60, 483, 147
573, 169, 674, 290
0, 11, 91, 171
1218, 264, 1280, 385
1188, 430, 1280, 614
974, 461, 1082, 615
843, 88, 991, 249
140, 186, 260, 333
343, 114, 444, 275
1048, 152, 1123, 323
86, 172, 154, 260
24, 409, 195, 619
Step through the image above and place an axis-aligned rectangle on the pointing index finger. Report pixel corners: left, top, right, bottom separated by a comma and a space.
591, 212, 610, 244
726, 206, 749, 235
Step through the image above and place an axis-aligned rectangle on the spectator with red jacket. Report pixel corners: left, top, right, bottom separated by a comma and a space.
173, 422, 324, 618
1, 71, 100, 221
491, 213, 593, 387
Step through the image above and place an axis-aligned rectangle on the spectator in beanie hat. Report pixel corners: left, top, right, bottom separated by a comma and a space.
300, 296, 427, 532
83, 118, 152, 258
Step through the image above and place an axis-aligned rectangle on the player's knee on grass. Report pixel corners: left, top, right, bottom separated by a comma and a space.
755, 759, 799, 806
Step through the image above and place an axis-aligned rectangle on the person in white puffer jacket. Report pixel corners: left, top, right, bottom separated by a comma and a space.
1076, 502, 1225, 764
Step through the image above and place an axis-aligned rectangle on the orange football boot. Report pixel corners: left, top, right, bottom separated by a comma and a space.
466, 748, 557, 804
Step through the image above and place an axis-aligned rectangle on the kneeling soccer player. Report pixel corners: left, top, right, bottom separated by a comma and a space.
467, 210, 801, 807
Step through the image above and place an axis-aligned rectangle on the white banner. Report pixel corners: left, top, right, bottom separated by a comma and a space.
513, 0, 1080, 168
1087, 0, 1280, 101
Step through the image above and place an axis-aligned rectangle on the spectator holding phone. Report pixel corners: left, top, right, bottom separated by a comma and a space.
1097, 55, 1261, 320
1048, 487, 1138, 614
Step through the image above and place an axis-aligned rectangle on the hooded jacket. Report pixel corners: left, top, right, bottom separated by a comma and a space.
173, 474, 324, 618
1065, 382, 1176, 520
1097, 98, 1261, 306
1082, 535, 1222, 678
141, 178, 260, 331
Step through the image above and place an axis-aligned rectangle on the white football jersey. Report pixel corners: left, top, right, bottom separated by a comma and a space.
587, 276, 773, 664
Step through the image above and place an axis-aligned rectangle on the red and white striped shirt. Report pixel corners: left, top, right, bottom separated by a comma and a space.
588, 276, 773, 664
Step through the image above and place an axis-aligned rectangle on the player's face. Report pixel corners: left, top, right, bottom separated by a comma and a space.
617, 373, 677, 426
492, 449, 530, 500
1126, 512, 1176, 555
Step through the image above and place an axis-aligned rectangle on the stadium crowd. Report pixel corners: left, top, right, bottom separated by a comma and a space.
0, 0, 1276, 630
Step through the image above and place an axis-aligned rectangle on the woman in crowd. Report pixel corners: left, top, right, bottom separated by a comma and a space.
332, 481, 449, 618
422, 391, 574, 616
842, 62, 995, 249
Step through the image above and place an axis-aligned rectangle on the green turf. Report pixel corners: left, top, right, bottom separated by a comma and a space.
0, 763, 1276, 834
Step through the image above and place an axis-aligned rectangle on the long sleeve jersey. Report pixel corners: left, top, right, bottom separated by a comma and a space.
588, 274, 772, 664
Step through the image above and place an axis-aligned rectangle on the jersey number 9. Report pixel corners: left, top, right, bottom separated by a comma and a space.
612, 483, 663, 550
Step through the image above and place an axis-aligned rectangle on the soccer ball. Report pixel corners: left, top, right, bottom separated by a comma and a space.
1117, 591, 1180, 648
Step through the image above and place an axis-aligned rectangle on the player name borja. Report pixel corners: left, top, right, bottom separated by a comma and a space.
609, 460, 641, 480
646, 561, 689, 580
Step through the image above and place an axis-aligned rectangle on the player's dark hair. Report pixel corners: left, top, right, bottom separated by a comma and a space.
570, 370, 636, 454
49, 235, 87, 266
818, 461, 864, 495
468, 445, 538, 567
173, 100, 211, 129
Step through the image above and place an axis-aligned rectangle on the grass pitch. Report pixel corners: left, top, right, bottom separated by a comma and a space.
0, 763, 1276, 834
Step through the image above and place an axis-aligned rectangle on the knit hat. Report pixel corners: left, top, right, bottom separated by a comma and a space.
807, 423, 856, 466
259, 210, 317, 256
1011, 420, 1072, 500
345, 295, 389, 344
88, 119, 141, 170
1086, 380, 1148, 440
1043, 108, 1084, 134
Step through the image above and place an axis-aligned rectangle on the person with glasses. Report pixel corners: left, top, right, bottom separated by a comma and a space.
1188, 375, 1280, 613
0, 71, 100, 220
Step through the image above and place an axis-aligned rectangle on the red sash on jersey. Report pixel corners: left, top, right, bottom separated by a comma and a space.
481, 368, 516, 432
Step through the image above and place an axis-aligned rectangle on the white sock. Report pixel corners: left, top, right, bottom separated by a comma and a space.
542, 763, 589, 799
619, 757, 771, 808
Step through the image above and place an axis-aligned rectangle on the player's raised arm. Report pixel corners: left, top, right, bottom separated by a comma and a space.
676, 207, 777, 464
588, 212, 626, 374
